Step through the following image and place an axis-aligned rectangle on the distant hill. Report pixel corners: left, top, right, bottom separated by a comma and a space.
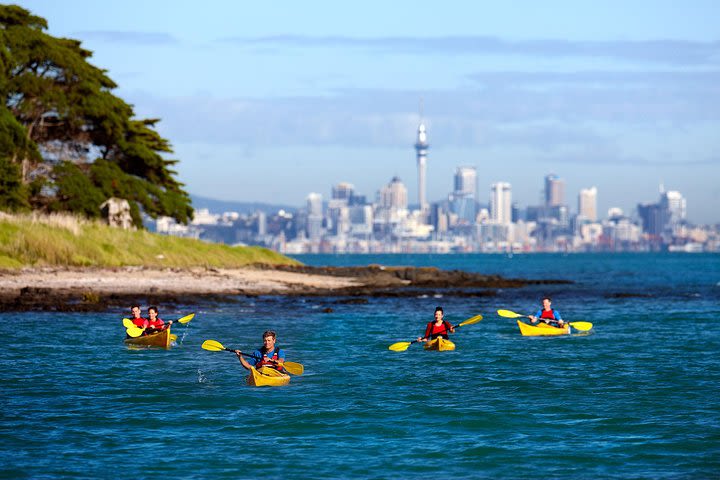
190, 195, 298, 215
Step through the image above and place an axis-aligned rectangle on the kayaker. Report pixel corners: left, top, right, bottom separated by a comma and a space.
234, 330, 286, 372
528, 297, 565, 327
129, 305, 148, 329
144, 306, 173, 334
417, 306, 455, 343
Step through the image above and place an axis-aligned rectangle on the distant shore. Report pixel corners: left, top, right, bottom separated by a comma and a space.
0, 264, 570, 311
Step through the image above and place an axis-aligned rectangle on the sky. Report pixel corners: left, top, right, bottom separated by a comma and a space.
16, 0, 720, 223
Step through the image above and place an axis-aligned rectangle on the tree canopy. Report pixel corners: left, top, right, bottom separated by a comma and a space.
0, 4, 193, 225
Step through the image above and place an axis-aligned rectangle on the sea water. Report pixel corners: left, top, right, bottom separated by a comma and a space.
2, 253, 719, 479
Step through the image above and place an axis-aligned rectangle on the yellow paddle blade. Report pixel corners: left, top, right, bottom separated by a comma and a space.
458, 314, 483, 327
388, 341, 411, 352
122, 318, 136, 329
201, 339, 226, 351
497, 309, 523, 318
176, 313, 195, 325
569, 321, 593, 331
282, 361, 304, 375
126, 326, 144, 338
170, 334, 177, 342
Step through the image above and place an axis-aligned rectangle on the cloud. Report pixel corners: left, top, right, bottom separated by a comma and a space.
219, 35, 720, 66
75, 30, 178, 46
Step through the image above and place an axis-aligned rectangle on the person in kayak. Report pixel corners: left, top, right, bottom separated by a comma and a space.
417, 306, 455, 343
528, 297, 565, 327
234, 330, 286, 372
129, 305, 148, 329
144, 306, 173, 334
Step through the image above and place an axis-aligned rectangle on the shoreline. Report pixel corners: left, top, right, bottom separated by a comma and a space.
0, 265, 571, 311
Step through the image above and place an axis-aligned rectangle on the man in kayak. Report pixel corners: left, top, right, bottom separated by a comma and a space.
144, 306, 173, 334
234, 330, 286, 372
417, 306, 455, 343
528, 297, 565, 327
129, 305, 148, 329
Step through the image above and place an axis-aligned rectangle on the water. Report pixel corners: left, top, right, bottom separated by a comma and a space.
2, 253, 719, 479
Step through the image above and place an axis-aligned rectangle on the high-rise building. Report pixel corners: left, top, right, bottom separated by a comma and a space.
451, 166, 477, 224
379, 176, 408, 210
415, 122, 429, 215
306, 192, 323, 240
454, 166, 477, 197
545, 174, 565, 207
491, 182, 512, 224
332, 182, 354, 201
578, 187, 598, 221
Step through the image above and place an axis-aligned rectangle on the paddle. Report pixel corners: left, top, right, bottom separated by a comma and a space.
497, 309, 593, 331
201, 339, 304, 375
388, 314, 483, 352
123, 313, 195, 337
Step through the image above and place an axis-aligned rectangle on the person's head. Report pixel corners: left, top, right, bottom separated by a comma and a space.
130, 305, 142, 318
434, 306, 444, 321
148, 306, 158, 319
262, 330, 277, 350
541, 297, 552, 310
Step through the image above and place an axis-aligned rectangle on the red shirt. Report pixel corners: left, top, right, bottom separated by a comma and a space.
131, 317, 148, 328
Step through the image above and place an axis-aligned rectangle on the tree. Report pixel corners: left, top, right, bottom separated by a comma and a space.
0, 5, 193, 225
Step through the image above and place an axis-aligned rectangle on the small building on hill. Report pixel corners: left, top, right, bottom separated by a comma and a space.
100, 197, 133, 229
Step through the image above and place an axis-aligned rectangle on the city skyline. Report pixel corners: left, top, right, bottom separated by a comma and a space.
19, 0, 720, 223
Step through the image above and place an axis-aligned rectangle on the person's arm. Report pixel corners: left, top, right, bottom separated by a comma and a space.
554, 310, 564, 325
275, 349, 286, 369
234, 350, 253, 370
446, 321, 455, 334
529, 310, 541, 323
417, 323, 432, 342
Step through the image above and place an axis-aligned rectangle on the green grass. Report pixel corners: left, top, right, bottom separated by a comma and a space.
0, 212, 300, 268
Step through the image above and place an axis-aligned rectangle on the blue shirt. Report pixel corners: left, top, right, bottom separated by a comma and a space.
246, 347, 285, 366
535, 309, 562, 320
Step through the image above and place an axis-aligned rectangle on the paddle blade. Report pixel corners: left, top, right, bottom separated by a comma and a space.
122, 318, 136, 329
570, 321, 593, 331
126, 326, 144, 338
458, 314, 483, 327
388, 341, 411, 352
176, 313, 195, 325
497, 309, 523, 318
282, 361, 304, 375
201, 339, 226, 352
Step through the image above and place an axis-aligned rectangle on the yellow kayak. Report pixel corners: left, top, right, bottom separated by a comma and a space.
517, 320, 570, 336
423, 337, 456, 351
123, 327, 172, 348
246, 366, 291, 387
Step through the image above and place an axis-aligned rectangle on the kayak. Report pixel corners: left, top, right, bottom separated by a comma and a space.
517, 320, 570, 336
423, 337, 456, 351
123, 327, 172, 348
247, 366, 291, 387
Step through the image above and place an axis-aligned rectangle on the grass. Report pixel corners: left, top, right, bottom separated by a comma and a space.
0, 212, 300, 268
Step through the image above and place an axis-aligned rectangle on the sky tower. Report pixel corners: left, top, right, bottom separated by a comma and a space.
414, 103, 429, 217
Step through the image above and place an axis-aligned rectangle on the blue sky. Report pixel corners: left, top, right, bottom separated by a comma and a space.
17, 0, 720, 223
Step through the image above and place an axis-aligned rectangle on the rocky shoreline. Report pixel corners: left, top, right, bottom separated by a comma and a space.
0, 264, 571, 312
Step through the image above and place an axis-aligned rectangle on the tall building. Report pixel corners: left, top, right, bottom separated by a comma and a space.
491, 182, 512, 224
379, 176, 408, 210
545, 174, 565, 207
451, 166, 477, 224
578, 187, 598, 221
332, 182, 354, 201
415, 122, 429, 215
306, 192, 323, 240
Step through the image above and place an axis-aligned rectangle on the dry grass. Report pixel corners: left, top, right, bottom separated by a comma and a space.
0, 211, 299, 268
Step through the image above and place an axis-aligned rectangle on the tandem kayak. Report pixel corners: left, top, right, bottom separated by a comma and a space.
247, 366, 291, 387
423, 337, 456, 351
517, 320, 570, 336
123, 327, 172, 348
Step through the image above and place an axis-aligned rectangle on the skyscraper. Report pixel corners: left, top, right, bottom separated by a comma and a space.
415, 121, 429, 215
491, 182, 512, 224
306, 192, 323, 240
454, 166, 477, 197
545, 174, 565, 207
379, 176, 408, 210
452, 166, 477, 223
578, 187, 598, 221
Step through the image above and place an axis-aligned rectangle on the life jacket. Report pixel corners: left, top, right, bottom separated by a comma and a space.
147, 317, 165, 329
131, 317, 147, 328
425, 321, 453, 340
540, 309, 557, 320
256, 346, 284, 371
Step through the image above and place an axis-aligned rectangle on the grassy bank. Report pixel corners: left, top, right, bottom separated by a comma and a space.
0, 212, 299, 269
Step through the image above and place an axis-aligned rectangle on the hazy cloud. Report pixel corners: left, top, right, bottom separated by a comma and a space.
219, 35, 720, 66
75, 30, 178, 45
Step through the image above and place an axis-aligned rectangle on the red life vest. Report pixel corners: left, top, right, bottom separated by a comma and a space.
131, 317, 147, 328
540, 309, 557, 320
147, 317, 165, 329
256, 347, 283, 370
425, 321, 453, 339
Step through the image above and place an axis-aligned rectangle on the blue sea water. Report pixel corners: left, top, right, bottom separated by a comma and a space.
2, 253, 719, 479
